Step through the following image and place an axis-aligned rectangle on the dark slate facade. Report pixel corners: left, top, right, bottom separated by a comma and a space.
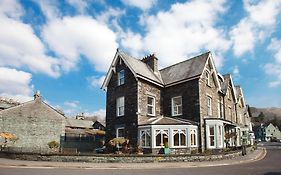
105, 57, 139, 147
102, 49, 253, 152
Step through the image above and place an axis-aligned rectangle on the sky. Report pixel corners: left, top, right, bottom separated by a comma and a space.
0, 0, 281, 119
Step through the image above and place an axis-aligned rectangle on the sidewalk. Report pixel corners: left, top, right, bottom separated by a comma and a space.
0, 148, 266, 169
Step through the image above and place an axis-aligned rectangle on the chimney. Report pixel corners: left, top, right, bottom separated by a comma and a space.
141, 53, 158, 72
34, 90, 41, 100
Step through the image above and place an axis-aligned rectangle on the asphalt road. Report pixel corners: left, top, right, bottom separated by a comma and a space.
0, 143, 280, 175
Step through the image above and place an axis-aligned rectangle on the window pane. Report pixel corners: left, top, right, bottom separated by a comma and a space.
180, 133, 186, 146
147, 106, 152, 114
148, 97, 153, 105
117, 128, 124, 138
156, 133, 161, 146
163, 132, 168, 147
174, 133, 179, 146
147, 132, 151, 147
210, 136, 215, 146
172, 96, 182, 115
147, 96, 155, 115
118, 70, 124, 85
210, 126, 214, 135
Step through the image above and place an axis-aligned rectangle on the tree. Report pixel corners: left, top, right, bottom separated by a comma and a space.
257, 112, 265, 122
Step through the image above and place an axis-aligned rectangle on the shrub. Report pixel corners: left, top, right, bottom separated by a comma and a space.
48, 141, 59, 149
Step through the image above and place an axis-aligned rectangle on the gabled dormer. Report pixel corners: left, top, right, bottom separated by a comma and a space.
102, 49, 163, 91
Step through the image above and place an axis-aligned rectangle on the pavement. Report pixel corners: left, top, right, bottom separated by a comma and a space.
0, 147, 266, 169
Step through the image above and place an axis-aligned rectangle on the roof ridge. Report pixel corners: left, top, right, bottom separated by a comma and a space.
159, 51, 210, 71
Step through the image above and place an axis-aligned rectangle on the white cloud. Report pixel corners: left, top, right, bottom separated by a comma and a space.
264, 38, 281, 88
0, 0, 23, 19
64, 101, 80, 108
121, 0, 230, 69
87, 75, 105, 88
42, 16, 118, 72
267, 38, 281, 64
230, 0, 281, 57
85, 108, 106, 120
121, 0, 157, 11
34, 0, 60, 20
232, 65, 240, 79
66, 0, 88, 14
0, 0, 61, 78
0, 67, 33, 102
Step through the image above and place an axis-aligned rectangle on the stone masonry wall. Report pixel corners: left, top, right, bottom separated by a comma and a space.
106, 56, 138, 147
0, 100, 65, 151
162, 79, 200, 122
137, 79, 162, 117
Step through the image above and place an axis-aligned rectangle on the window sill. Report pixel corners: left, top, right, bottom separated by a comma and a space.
147, 114, 156, 117
172, 146, 188, 148
172, 114, 182, 117
116, 115, 124, 117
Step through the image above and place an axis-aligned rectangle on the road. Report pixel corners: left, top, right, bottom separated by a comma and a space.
0, 143, 280, 175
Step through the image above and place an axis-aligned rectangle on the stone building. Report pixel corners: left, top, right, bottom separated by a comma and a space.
0, 92, 65, 152
102, 49, 252, 153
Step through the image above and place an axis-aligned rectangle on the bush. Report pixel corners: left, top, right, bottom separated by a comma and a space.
48, 141, 59, 149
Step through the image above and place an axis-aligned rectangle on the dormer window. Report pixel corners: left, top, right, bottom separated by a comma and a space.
118, 70, 125, 86
206, 71, 210, 86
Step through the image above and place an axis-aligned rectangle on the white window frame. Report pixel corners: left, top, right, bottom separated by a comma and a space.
172, 129, 187, 148
206, 71, 210, 86
147, 96, 156, 116
207, 96, 212, 116
116, 127, 125, 138
116, 96, 124, 117
154, 129, 169, 148
117, 70, 125, 86
217, 125, 223, 148
172, 96, 182, 116
190, 128, 197, 147
140, 129, 151, 148
217, 101, 220, 118
208, 125, 216, 148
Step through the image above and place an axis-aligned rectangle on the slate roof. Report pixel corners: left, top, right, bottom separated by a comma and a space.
235, 85, 242, 98
65, 118, 94, 129
0, 98, 21, 110
221, 74, 230, 94
118, 51, 164, 85
159, 52, 210, 85
0, 98, 65, 119
138, 115, 197, 126
116, 50, 210, 87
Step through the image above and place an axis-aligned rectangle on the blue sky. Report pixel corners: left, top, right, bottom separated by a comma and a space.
0, 0, 281, 118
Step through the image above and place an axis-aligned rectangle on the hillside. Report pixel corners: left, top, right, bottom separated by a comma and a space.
250, 107, 281, 120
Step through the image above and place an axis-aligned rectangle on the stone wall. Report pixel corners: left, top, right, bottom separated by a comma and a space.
0, 149, 251, 163
106, 56, 138, 147
0, 99, 65, 151
162, 79, 200, 122
137, 79, 162, 117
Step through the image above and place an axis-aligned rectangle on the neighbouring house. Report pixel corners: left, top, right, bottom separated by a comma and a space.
0, 92, 65, 153
102, 49, 253, 154
0, 98, 20, 111
63, 117, 105, 152
253, 123, 266, 142
253, 123, 281, 142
